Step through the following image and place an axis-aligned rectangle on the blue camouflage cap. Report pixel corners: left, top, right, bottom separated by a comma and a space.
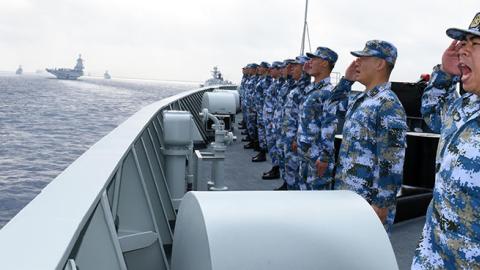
306, 46, 338, 65
279, 59, 296, 68
271, 61, 283, 68
351, 40, 398, 66
447, 12, 480, 40
248, 63, 259, 68
294, 55, 310, 65
259, 61, 271, 68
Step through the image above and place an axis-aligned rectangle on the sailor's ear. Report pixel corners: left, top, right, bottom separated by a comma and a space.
376, 58, 387, 71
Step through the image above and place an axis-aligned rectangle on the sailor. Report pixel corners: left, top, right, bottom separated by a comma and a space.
252, 62, 273, 162
281, 55, 311, 189
243, 64, 260, 150
273, 59, 297, 190
262, 61, 284, 179
238, 65, 250, 130
329, 40, 407, 233
412, 12, 480, 269
296, 47, 338, 190
240, 64, 254, 141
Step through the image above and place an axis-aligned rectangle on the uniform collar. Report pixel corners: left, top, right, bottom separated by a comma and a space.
462, 92, 480, 103
461, 92, 480, 118
365, 82, 391, 97
304, 76, 331, 94
297, 76, 311, 90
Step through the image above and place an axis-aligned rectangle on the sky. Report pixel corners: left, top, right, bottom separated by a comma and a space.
1, 0, 478, 83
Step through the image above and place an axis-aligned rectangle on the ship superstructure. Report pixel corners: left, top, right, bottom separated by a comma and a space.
201, 66, 233, 87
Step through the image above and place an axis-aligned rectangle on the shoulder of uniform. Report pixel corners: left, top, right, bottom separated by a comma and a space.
377, 91, 406, 116
376, 89, 398, 102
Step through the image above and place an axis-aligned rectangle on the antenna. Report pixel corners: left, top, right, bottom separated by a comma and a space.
300, 0, 309, 55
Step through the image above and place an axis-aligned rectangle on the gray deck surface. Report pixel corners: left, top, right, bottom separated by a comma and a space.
198, 115, 425, 270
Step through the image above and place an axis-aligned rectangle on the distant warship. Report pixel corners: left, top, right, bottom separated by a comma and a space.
104, 70, 111, 79
15, 65, 23, 75
46, 55, 84, 80
200, 66, 232, 87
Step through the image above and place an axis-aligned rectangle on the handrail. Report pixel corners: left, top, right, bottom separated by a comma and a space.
0, 85, 234, 269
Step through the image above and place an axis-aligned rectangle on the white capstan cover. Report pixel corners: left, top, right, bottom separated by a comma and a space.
163, 110, 193, 146
201, 92, 236, 115
171, 191, 398, 270
212, 89, 240, 112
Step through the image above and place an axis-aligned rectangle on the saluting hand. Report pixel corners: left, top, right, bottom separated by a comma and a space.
315, 160, 328, 177
441, 40, 462, 76
344, 60, 357, 81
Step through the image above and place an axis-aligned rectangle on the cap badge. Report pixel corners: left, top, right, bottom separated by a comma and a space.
470, 13, 480, 28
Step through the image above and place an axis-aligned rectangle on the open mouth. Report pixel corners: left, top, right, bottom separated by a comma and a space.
458, 63, 472, 82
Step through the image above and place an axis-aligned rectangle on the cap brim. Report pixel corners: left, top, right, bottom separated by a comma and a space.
305, 52, 319, 58
350, 50, 373, 57
446, 27, 480, 40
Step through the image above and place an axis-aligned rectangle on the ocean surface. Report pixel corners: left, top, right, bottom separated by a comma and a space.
0, 74, 197, 228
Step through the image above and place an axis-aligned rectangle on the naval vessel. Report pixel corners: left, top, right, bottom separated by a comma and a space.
15, 65, 23, 75
200, 66, 233, 87
46, 55, 85, 80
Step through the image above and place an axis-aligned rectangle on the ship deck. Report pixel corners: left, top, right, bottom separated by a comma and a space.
198, 114, 425, 270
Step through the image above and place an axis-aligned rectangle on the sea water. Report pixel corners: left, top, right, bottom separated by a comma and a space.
0, 74, 197, 228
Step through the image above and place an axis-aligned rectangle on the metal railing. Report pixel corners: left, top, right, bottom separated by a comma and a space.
0, 85, 235, 270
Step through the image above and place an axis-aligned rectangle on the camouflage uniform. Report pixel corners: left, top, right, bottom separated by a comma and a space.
246, 73, 259, 140
263, 61, 284, 165
255, 62, 272, 150
328, 40, 406, 233
411, 65, 480, 270
296, 47, 338, 190
281, 57, 311, 188
275, 69, 296, 180
331, 78, 407, 233
297, 78, 335, 190
239, 71, 249, 126
412, 14, 480, 268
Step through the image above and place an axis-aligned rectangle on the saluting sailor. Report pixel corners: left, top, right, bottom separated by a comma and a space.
329, 40, 407, 233
296, 47, 338, 190
412, 12, 480, 269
